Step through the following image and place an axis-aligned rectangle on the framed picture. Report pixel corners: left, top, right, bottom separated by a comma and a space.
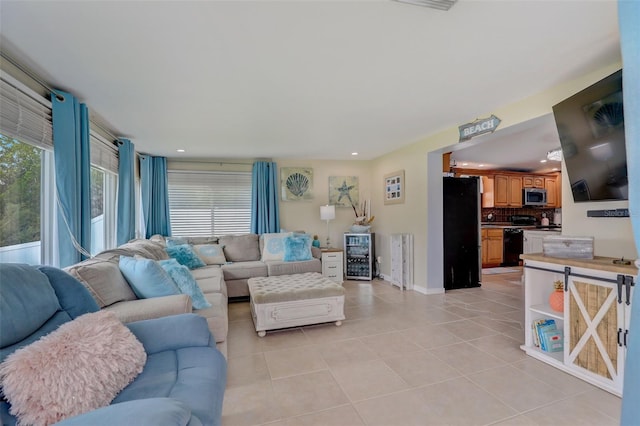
328, 176, 358, 207
384, 170, 405, 205
281, 167, 313, 201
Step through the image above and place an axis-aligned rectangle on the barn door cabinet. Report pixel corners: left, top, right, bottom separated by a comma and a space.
521, 254, 637, 396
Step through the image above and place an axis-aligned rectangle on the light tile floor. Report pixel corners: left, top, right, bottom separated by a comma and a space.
222, 270, 621, 426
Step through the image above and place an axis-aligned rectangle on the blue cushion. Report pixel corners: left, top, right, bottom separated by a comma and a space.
53, 398, 194, 426
118, 256, 180, 299
37, 266, 99, 318
166, 245, 206, 270
0, 264, 61, 348
158, 259, 212, 310
283, 234, 313, 262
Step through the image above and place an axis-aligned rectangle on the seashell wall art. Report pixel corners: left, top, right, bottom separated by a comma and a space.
280, 167, 313, 201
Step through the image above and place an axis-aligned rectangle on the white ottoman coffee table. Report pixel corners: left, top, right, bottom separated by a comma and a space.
248, 272, 345, 337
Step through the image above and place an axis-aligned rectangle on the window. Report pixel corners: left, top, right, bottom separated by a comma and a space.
90, 167, 105, 255
168, 171, 252, 237
0, 134, 43, 264
2, 74, 120, 265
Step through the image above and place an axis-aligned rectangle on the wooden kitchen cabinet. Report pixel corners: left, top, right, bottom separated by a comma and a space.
478, 171, 560, 208
523, 176, 544, 188
545, 176, 561, 208
481, 176, 495, 208
481, 228, 503, 267
494, 175, 522, 207
481, 229, 488, 264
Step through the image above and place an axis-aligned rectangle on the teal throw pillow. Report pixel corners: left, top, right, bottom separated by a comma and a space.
166, 244, 206, 269
283, 234, 313, 262
118, 256, 180, 299
158, 259, 212, 310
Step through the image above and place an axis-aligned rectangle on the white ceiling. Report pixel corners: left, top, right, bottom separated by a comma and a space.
0, 0, 621, 161
450, 113, 563, 173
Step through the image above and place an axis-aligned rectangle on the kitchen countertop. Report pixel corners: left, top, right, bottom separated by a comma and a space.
481, 224, 562, 231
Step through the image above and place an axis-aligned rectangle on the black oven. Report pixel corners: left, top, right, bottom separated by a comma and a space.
503, 228, 524, 266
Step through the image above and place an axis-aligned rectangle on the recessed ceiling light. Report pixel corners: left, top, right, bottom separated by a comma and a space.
552, 168, 559, 171
462, 162, 468, 166
351, 152, 358, 156
176, 149, 185, 153
478, 164, 484, 167
540, 159, 547, 163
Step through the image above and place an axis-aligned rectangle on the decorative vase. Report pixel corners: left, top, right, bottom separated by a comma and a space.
350, 224, 371, 233
549, 281, 564, 312
312, 235, 321, 248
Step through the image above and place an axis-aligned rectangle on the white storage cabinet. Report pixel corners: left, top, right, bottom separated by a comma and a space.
321, 249, 344, 283
521, 255, 636, 396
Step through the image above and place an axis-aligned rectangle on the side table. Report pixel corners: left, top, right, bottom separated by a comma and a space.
321, 248, 344, 283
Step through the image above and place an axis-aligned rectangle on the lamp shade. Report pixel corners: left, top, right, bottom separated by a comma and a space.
320, 205, 336, 221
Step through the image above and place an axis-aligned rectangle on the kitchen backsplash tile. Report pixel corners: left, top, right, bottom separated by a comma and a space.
482, 207, 556, 224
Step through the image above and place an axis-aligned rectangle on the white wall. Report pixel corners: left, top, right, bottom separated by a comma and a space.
275, 159, 373, 250
560, 161, 637, 259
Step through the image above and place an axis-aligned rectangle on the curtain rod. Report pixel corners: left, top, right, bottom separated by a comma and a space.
2, 50, 121, 143
1, 50, 64, 101
168, 159, 255, 166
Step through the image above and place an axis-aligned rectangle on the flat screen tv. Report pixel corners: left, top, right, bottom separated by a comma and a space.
552, 69, 628, 202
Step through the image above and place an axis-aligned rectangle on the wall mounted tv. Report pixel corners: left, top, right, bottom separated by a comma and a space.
552, 69, 628, 202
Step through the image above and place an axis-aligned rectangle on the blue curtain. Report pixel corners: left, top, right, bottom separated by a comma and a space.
116, 138, 136, 245
140, 154, 171, 238
251, 161, 280, 234
51, 91, 91, 267
620, 0, 640, 423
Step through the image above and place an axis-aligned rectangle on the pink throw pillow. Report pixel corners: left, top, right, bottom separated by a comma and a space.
0, 310, 146, 426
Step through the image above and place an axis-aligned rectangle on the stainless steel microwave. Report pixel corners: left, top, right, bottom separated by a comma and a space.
523, 188, 547, 206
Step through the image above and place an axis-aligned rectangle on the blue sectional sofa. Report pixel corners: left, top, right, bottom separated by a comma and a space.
0, 264, 226, 426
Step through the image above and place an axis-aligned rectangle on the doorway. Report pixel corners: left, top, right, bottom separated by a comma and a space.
426, 113, 561, 293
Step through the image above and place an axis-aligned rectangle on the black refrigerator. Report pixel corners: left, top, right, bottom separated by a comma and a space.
443, 176, 481, 290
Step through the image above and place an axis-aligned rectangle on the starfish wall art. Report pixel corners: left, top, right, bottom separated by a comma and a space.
328, 176, 359, 208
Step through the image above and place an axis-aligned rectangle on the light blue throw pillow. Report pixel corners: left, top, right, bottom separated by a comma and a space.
166, 244, 206, 269
118, 256, 180, 299
261, 232, 292, 261
158, 259, 212, 310
283, 234, 313, 262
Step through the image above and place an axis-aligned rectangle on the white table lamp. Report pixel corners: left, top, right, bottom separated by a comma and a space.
320, 205, 336, 248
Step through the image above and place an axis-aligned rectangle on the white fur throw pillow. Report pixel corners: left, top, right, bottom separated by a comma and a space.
0, 310, 147, 426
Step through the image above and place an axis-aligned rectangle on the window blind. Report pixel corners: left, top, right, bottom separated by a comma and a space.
90, 132, 118, 174
0, 76, 53, 150
168, 170, 252, 237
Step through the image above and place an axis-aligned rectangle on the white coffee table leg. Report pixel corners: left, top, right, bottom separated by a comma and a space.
257, 330, 266, 337
335, 321, 342, 326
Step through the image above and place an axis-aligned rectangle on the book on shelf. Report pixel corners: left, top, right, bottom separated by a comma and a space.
532, 319, 557, 351
540, 328, 564, 352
